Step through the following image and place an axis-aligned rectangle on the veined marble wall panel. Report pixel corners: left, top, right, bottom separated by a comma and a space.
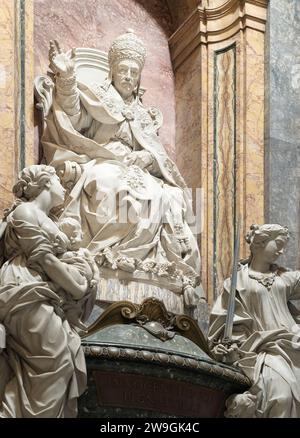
24, 0, 35, 167
206, 34, 264, 301
0, 0, 16, 214
0, 0, 34, 217
34, 0, 176, 160
213, 44, 236, 296
244, 28, 264, 234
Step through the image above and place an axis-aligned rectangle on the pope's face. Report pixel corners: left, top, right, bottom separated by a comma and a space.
112, 59, 141, 99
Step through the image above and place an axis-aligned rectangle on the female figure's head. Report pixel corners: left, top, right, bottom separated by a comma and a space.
108, 30, 146, 99
246, 224, 289, 266
13, 165, 65, 208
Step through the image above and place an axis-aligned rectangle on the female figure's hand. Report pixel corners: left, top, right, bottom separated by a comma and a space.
124, 151, 153, 169
212, 342, 241, 364
183, 285, 198, 308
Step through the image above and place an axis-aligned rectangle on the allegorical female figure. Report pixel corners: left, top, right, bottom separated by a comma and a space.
0, 165, 96, 417
209, 224, 300, 418
42, 31, 201, 305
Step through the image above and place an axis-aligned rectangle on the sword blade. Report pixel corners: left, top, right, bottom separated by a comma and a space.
223, 217, 241, 343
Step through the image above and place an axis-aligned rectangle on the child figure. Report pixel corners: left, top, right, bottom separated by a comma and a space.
57, 217, 99, 331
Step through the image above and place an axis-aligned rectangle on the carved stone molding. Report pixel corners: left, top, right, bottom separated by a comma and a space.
0, 0, 34, 216
169, 0, 268, 69
83, 344, 250, 388
84, 298, 209, 355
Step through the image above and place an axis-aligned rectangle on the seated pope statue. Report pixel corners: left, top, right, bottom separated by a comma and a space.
42, 31, 201, 306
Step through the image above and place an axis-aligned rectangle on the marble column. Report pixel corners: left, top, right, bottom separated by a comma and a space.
169, 0, 268, 302
0, 0, 34, 217
265, 0, 300, 269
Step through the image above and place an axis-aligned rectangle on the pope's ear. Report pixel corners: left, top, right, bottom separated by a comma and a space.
44, 180, 51, 190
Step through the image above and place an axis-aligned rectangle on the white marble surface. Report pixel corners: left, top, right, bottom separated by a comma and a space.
39, 31, 202, 310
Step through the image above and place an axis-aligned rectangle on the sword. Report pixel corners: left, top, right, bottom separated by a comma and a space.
222, 216, 241, 346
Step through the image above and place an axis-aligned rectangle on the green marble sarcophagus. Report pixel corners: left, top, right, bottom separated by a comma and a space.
79, 298, 249, 418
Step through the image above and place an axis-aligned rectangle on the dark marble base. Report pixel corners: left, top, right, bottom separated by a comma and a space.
78, 357, 248, 418
79, 299, 249, 418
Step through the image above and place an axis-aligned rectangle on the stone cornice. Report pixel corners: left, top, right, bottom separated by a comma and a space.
169, 0, 268, 69
83, 344, 251, 388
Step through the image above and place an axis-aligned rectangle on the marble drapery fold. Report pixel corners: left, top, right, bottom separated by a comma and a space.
42, 78, 201, 291
0, 216, 94, 418
208, 263, 300, 417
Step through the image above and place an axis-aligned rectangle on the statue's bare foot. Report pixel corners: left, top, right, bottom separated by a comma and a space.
116, 256, 136, 272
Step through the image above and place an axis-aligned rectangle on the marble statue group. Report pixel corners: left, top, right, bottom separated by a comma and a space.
0, 30, 300, 418
45, 32, 201, 307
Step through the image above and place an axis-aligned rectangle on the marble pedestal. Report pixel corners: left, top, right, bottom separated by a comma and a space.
79, 299, 248, 418
97, 268, 184, 314
87, 267, 210, 334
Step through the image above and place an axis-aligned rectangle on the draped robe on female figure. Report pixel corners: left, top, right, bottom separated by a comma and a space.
0, 214, 94, 417
209, 263, 300, 417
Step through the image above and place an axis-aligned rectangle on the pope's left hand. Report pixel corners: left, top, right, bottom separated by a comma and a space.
124, 151, 153, 169
183, 285, 199, 308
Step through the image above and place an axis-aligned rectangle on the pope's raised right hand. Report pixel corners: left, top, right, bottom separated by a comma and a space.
49, 40, 75, 77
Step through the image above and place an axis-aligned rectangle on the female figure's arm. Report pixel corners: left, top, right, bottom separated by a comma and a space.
208, 276, 253, 363
40, 253, 88, 300
12, 205, 89, 300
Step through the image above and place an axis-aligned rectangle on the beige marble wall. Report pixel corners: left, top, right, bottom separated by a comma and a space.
0, 0, 16, 215
166, 0, 201, 30
213, 45, 237, 295
0, 0, 34, 217
24, 0, 35, 167
170, 0, 267, 302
